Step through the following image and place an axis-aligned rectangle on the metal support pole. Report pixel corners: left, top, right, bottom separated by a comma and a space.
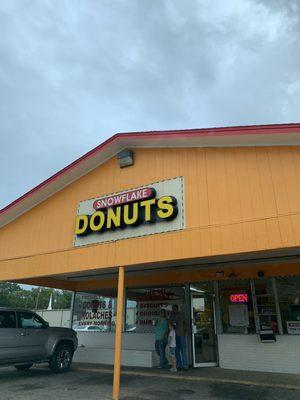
184, 283, 192, 367
112, 266, 125, 400
272, 277, 283, 335
213, 281, 222, 334
250, 279, 260, 333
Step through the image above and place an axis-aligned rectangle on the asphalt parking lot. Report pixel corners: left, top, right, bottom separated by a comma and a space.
1, 364, 300, 400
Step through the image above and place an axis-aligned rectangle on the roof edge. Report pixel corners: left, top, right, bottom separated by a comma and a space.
2, 122, 300, 218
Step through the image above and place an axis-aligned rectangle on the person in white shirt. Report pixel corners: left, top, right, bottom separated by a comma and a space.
168, 322, 177, 372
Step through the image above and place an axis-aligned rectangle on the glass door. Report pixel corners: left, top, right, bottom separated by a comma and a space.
191, 293, 218, 367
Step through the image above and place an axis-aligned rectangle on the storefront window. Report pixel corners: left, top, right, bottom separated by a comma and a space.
219, 279, 255, 334
72, 277, 300, 337
72, 291, 117, 332
253, 278, 279, 333
125, 286, 186, 333
125, 299, 137, 332
276, 276, 300, 335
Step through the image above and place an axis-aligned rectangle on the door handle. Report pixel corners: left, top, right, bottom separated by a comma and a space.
20, 332, 28, 336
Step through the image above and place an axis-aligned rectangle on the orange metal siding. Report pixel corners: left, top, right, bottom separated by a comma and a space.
1, 146, 300, 281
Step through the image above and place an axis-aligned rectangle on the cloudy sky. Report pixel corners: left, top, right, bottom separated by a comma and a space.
1, 0, 300, 209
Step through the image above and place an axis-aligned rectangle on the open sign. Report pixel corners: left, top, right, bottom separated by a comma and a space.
229, 293, 248, 303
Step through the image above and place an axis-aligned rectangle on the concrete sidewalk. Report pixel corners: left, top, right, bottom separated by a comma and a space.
1, 363, 300, 400
74, 363, 300, 391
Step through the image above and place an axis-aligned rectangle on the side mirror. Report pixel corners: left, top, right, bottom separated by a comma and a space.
43, 322, 49, 329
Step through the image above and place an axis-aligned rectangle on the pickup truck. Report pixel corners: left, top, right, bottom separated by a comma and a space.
0, 307, 78, 372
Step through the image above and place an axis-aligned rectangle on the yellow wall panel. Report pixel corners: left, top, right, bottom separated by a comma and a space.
228, 223, 244, 254
2, 146, 300, 281
267, 148, 291, 215
278, 215, 296, 247
255, 148, 277, 218
253, 220, 269, 251
265, 218, 283, 249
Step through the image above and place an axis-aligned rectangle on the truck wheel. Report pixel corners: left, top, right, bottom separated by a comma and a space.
15, 363, 33, 371
49, 344, 74, 373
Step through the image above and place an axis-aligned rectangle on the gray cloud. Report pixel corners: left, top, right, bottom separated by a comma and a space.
1, 0, 300, 208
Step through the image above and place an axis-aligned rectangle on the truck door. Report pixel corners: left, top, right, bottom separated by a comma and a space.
16, 311, 48, 360
0, 310, 22, 362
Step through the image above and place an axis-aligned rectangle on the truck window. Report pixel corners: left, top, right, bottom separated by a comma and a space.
0, 311, 16, 328
17, 312, 45, 329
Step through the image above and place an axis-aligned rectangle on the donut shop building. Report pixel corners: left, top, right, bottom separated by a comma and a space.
1, 124, 300, 388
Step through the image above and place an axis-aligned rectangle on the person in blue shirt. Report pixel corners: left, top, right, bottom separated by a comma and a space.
155, 309, 169, 368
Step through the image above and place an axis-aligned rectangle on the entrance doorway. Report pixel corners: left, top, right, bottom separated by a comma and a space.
191, 284, 218, 367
